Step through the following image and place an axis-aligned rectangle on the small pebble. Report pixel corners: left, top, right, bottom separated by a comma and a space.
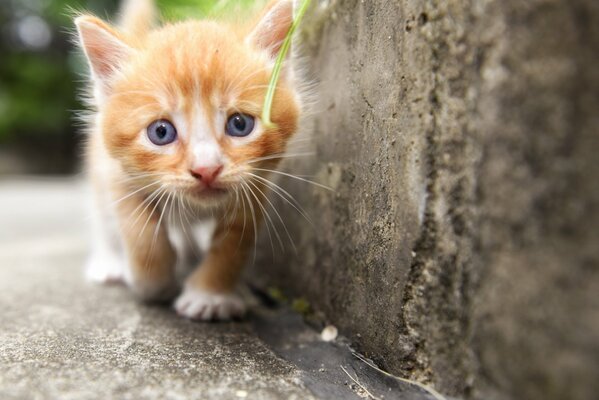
235, 390, 248, 398
321, 325, 338, 342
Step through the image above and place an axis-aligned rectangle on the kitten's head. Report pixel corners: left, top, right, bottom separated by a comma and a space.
76, 0, 300, 207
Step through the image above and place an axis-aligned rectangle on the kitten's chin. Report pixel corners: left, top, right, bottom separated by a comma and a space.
185, 186, 230, 207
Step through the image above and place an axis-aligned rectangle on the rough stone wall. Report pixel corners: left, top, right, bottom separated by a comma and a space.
472, 1, 599, 399
250, 1, 599, 399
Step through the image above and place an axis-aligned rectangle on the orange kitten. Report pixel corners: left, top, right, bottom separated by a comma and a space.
76, 0, 301, 320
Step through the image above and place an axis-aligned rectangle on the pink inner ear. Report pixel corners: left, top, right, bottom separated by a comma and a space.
77, 18, 131, 82
86, 43, 126, 78
251, 1, 293, 58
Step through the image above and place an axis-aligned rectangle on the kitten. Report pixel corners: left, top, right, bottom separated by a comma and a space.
75, 0, 301, 321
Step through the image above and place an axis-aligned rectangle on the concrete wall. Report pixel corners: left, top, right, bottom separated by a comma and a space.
250, 1, 599, 399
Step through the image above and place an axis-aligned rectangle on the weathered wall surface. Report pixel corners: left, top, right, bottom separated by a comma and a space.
472, 1, 599, 399
250, 1, 599, 399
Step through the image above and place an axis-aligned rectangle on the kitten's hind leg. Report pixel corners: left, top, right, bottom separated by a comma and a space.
86, 191, 126, 285
85, 246, 126, 284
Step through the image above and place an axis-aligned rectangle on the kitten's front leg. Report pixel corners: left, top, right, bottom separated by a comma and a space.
115, 188, 178, 302
175, 213, 254, 321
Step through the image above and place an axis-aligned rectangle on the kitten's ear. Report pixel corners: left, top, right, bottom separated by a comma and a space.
247, 0, 293, 60
75, 16, 133, 95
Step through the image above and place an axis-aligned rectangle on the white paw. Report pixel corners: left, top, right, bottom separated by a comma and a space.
174, 288, 246, 321
85, 252, 125, 284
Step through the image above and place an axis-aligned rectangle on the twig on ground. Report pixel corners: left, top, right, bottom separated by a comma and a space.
340, 365, 382, 400
351, 351, 447, 400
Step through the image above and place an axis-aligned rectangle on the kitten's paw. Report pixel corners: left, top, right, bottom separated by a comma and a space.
174, 288, 246, 321
85, 253, 125, 285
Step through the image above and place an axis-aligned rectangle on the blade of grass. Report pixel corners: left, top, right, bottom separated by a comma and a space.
261, 0, 312, 128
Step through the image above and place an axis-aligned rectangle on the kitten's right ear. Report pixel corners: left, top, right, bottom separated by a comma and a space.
75, 16, 133, 95
247, 0, 294, 60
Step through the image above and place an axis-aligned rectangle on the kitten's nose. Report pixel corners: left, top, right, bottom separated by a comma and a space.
190, 165, 223, 186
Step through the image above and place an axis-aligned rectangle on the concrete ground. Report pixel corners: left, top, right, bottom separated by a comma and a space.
0, 177, 441, 400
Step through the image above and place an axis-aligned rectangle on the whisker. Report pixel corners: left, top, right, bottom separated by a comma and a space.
239, 183, 259, 265
114, 171, 165, 183
109, 180, 162, 208
126, 185, 166, 232
147, 191, 173, 269
136, 187, 168, 268
138, 188, 169, 244
253, 168, 334, 191
244, 181, 278, 256
153, 191, 172, 245
220, 152, 316, 181
236, 184, 249, 252
244, 152, 315, 165
246, 179, 289, 253
246, 172, 314, 226
119, 184, 163, 232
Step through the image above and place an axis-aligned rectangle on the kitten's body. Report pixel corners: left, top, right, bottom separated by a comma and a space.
77, 0, 301, 320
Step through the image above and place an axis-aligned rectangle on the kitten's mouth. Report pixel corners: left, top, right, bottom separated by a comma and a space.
188, 185, 228, 199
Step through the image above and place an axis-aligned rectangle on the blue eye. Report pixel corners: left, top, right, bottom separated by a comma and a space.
147, 119, 177, 146
226, 113, 255, 137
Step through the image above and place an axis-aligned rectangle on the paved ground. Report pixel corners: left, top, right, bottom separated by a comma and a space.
0, 177, 441, 400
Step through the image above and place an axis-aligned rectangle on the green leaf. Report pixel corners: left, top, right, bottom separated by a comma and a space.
261, 0, 311, 128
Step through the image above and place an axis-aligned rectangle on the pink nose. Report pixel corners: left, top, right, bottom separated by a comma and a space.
190, 165, 223, 185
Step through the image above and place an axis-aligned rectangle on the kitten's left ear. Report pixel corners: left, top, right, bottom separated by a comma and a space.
247, 0, 294, 60
75, 16, 134, 96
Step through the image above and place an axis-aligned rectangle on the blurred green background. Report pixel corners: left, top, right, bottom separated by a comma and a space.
0, 0, 261, 175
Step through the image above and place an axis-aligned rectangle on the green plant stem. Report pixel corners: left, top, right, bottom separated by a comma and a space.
261, 0, 311, 128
